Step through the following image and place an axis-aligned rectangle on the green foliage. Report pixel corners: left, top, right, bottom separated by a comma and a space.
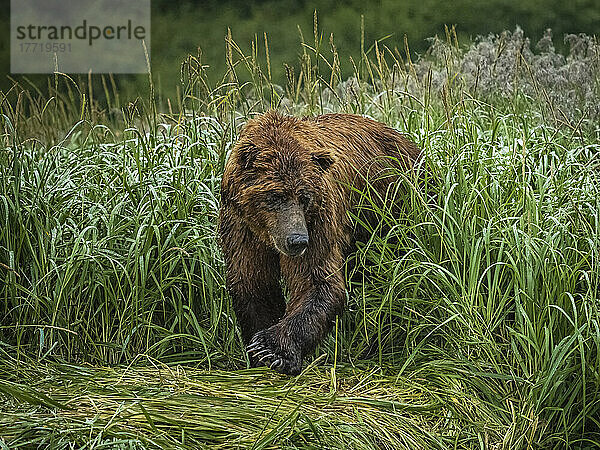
148, 0, 600, 101
1, 25, 599, 447
0, 112, 236, 366
3, 1, 600, 103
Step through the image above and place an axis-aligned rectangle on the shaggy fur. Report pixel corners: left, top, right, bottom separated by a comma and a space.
219, 111, 421, 375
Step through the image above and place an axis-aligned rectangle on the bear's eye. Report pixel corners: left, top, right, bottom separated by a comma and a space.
266, 191, 286, 206
298, 192, 312, 208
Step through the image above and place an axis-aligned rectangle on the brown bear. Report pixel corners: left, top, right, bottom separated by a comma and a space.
219, 111, 421, 375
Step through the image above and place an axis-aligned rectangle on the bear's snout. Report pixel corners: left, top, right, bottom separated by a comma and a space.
286, 233, 309, 256
271, 201, 309, 257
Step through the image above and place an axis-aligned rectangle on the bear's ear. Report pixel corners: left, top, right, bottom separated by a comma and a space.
238, 143, 260, 170
311, 150, 335, 171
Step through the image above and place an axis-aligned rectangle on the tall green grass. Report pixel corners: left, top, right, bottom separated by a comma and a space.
1, 25, 599, 447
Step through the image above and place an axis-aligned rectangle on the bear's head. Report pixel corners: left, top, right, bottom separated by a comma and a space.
225, 112, 337, 257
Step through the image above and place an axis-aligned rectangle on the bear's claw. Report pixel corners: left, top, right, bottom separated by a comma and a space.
246, 341, 261, 352
252, 349, 272, 359
257, 352, 275, 362
247, 327, 301, 375
270, 359, 282, 369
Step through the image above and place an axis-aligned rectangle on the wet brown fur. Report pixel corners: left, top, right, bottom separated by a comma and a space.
219, 111, 421, 375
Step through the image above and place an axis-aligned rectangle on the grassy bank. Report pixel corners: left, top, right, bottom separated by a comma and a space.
1, 28, 599, 447
0, 354, 508, 448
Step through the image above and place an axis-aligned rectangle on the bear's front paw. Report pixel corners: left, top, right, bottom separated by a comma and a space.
247, 327, 302, 375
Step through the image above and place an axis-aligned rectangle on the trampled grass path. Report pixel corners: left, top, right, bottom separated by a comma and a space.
0, 358, 504, 449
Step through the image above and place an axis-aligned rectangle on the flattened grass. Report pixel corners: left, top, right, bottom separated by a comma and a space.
0, 354, 509, 449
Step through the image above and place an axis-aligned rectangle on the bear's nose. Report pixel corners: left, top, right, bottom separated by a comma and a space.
286, 234, 309, 255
